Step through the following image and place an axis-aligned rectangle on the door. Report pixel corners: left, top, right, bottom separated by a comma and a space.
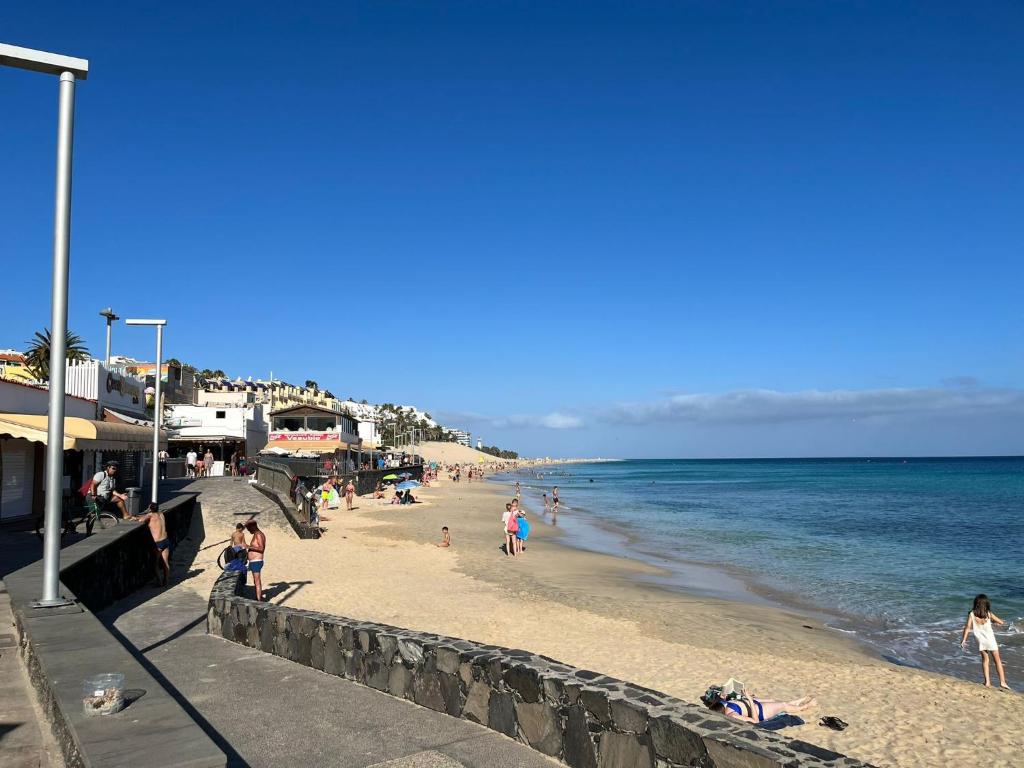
0, 440, 35, 520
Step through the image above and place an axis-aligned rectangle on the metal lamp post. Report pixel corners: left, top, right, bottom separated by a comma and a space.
99, 307, 118, 365
1, 43, 89, 608
125, 319, 166, 504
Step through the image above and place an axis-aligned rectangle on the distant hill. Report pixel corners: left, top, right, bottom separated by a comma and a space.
413, 441, 511, 465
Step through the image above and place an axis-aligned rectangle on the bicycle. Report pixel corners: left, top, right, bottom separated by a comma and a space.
35, 495, 119, 542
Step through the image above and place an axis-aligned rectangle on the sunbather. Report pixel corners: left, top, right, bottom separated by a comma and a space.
702, 688, 817, 723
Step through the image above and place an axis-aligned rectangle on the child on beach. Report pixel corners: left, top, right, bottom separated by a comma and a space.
436, 526, 450, 548
960, 594, 1012, 689
503, 502, 518, 557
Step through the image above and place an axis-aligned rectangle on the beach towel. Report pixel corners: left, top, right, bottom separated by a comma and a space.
756, 714, 804, 731
516, 517, 530, 540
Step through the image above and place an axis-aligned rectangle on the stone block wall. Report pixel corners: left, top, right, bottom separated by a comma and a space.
208, 571, 869, 768
61, 492, 197, 612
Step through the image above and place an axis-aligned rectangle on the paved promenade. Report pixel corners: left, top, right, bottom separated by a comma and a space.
97, 479, 558, 768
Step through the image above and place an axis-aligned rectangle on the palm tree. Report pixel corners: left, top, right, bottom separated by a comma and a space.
305, 379, 318, 391
24, 328, 89, 381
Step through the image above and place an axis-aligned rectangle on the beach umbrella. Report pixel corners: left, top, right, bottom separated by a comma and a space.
382, 474, 399, 480
396, 480, 421, 491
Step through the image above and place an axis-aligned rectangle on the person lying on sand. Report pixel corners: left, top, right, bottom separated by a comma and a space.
701, 687, 817, 723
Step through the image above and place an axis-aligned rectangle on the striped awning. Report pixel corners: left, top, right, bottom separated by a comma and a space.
0, 413, 165, 451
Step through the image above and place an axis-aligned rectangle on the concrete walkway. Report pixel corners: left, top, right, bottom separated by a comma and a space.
98, 479, 558, 768
0, 582, 63, 768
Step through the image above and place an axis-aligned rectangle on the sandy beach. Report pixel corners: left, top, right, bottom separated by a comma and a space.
184, 466, 1024, 767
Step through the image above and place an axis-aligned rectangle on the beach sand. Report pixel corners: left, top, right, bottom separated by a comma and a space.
185, 475, 1024, 767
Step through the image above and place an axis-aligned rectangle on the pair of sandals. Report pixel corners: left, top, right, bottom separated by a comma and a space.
819, 716, 848, 731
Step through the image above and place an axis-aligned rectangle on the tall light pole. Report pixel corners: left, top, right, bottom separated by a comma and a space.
125, 319, 166, 504
99, 307, 118, 365
2, 43, 90, 608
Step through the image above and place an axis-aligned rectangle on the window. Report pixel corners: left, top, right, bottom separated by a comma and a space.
216, 410, 226, 419
273, 417, 305, 431
306, 416, 336, 432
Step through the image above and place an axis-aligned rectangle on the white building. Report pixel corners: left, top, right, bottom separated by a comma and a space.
165, 404, 268, 472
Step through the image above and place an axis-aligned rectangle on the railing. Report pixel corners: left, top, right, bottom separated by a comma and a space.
252, 458, 318, 536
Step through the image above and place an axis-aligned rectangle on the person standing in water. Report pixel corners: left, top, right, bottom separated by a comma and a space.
542, 493, 550, 513
960, 594, 1011, 689
514, 481, 521, 500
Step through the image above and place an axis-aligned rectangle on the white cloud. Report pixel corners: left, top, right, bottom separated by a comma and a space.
435, 409, 584, 430
606, 386, 1024, 425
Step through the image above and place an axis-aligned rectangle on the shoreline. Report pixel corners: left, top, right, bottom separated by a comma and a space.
500, 471, 878, 653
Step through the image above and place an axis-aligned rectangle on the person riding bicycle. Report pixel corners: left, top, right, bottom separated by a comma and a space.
89, 461, 131, 519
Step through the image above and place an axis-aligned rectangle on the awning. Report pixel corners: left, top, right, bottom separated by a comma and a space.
169, 436, 242, 443
0, 413, 166, 451
265, 439, 348, 453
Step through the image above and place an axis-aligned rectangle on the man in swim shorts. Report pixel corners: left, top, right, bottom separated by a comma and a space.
133, 502, 170, 586
245, 519, 266, 601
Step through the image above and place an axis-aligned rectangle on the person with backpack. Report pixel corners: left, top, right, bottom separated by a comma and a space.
88, 461, 131, 519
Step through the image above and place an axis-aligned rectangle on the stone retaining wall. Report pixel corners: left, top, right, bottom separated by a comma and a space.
208, 570, 869, 768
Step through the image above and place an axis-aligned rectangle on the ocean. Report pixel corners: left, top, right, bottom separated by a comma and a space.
496, 457, 1024, 688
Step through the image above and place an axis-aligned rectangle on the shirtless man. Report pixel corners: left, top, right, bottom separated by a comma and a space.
134, 502, 170, 586
245, 519, 266, 601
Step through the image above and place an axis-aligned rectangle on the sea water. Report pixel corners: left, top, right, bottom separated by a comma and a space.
497, 458, 1024, 688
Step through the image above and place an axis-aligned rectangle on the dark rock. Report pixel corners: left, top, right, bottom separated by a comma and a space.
598, 732, 653, 768
650, 715, 707, 766
580, 688, 611, 724
378, 633, 398, 665
364, 653, 389, 691
488, 691, 517, 737
436, 645, 462, 674
439, 671, 464, 716
516, 701, 562, 756
505, 664, 542, 703
358, 628, 377, 653
345, 649, 364, 681
388, 664, 412, 699
413, 672, 446, 712
323, 637, 343, 676
563, 705, 598, 768
702, 735, 782, 768
287, 624, 312, 665
564, 681, 584, 704
398, 638, 424, 665
339, 624, 356, 651
788, 740, 847, 762
610, 696, 649, 733
309, 631, 325, 670
463, 681, 490, 724
543, 675, 565, 703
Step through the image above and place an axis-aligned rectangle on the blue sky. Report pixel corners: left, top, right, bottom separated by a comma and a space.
1, 1, 1022, 458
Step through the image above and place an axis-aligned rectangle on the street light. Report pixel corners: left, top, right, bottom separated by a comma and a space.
2, 42, 90, 609
124, 319, 166, 504
99, 307, 118, 366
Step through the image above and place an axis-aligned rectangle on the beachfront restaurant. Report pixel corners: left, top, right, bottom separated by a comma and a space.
265, 404, 363, 468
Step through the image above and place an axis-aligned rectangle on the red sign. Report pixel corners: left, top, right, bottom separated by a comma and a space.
269, 432, 338, 441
